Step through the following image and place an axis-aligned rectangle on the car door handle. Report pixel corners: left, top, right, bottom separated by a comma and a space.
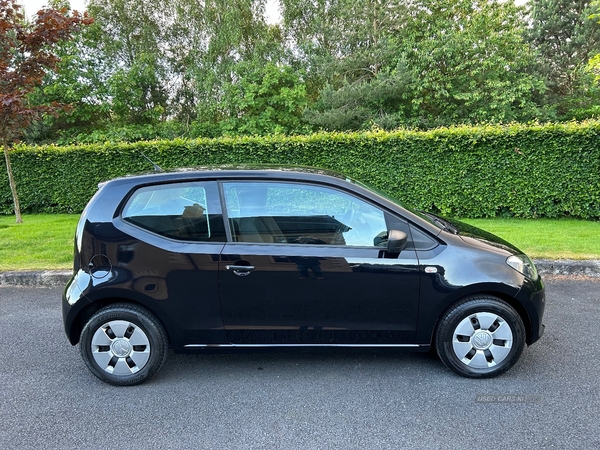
225, 265, 255, 276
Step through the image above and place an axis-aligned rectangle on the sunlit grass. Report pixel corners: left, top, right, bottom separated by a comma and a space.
0, 214, 78, 271
462, 218, 600, 260
0, 215, 599, 271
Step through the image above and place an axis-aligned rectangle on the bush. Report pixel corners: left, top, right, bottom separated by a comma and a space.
2, 122, 599, 218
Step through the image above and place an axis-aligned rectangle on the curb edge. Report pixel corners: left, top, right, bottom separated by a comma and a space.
2, 260, 600, 287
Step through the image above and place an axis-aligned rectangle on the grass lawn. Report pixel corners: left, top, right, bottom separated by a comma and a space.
0, 214, 599, 271
0, 214, 78, 271
462, 218, 600, 260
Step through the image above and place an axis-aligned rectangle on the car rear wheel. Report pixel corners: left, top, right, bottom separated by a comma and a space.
80, 304, 168, 386
435, 296, 525, 378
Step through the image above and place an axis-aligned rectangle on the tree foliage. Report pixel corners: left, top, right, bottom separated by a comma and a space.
16, 0, 600, 143
219, 62, 309, 135
526, 0, 600, 119
297, 0, 544, 130
400, 0, 544, 127
0, 0, 92, 221
281, 0, 414, 130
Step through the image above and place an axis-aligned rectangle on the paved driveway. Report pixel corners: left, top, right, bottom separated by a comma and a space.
1, 278, 599, 449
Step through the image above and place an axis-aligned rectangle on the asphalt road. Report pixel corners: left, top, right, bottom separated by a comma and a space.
1, 278, 599, 450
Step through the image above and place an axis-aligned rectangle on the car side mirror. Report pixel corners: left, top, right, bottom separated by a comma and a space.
387, 230, 408, 254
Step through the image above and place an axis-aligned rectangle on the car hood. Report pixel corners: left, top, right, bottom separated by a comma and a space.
448, 219, 523, 256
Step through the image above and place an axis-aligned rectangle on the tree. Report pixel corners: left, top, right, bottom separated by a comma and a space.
399, 0, 544, 127
219, 62, 309, 135
281, 0, 410, 99
86, 0, 168, 125
26, 4, 111, 143
303, 69, 413, 131
526, 0, 600, 119
294, 0, 543, 131
0, 0, 92, 222
80, 0, 284, 135
174, 0, 287, 133
281, 0, 416, 130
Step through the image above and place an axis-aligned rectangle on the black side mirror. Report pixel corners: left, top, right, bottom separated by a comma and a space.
387, 230, 408, 254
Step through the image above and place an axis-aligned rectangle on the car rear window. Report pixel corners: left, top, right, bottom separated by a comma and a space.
121, 182, 226, 241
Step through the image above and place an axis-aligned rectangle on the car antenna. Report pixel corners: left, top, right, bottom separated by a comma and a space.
139, 151, 163, 172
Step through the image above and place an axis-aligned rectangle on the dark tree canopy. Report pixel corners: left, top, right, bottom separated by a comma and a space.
526, 0, 600, 119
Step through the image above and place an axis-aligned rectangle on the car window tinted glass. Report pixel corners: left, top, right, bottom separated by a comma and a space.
408, 225, 438, 250
224, 182, 388, 246
122, 182, 225, 241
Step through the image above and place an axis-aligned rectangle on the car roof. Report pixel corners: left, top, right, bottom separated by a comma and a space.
102, 165, 349, 187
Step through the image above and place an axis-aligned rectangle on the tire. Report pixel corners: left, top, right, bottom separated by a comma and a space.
80, 304, 168, 386
435, 296, 525, 378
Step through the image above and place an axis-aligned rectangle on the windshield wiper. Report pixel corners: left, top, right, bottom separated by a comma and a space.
419, 211, 459, 234
433, 217, 459, 234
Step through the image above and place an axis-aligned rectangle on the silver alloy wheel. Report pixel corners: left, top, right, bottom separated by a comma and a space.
91, 320, 151, 375
451, 312, 513, 369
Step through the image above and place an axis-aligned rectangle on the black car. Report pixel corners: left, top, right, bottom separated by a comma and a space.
63, 167, 545, 385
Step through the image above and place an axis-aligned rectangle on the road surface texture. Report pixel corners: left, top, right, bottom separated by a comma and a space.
1, 277, 598, 449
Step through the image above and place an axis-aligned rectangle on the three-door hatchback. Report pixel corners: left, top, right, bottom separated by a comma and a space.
63, 167, 545, 385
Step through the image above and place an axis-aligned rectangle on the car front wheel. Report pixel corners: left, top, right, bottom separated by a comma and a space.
80, 304, 168, 386
435, 296, 526, 378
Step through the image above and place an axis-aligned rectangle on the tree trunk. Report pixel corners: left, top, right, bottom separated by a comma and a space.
2, 139, 23, 223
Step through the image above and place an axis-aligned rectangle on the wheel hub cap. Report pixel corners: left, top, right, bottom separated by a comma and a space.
90, 320, 151, 375
111, 338, 132, 358
451, 312, 514, 369
472, 331, 493, 350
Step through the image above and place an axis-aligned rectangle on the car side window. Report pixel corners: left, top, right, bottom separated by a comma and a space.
223, 181, 388, 247
121, 181, 226, 241
385, 211, 439, 250
408, 225, 438, 250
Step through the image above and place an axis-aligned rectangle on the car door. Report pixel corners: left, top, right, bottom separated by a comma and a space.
218, 180, 421, 345
118, 180, 228, 346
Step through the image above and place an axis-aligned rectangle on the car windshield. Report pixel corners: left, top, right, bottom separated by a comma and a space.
346, 177, 457, 233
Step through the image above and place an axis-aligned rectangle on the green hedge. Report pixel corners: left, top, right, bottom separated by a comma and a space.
2, 122, 600, 218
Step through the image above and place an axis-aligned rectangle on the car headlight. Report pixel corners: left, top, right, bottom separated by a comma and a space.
506, 254, 539, 281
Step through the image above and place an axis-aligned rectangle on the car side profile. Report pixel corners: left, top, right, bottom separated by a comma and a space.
62, 167, 545, 385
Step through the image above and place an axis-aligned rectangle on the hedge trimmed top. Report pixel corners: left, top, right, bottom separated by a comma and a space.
2, 121, 599, 219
